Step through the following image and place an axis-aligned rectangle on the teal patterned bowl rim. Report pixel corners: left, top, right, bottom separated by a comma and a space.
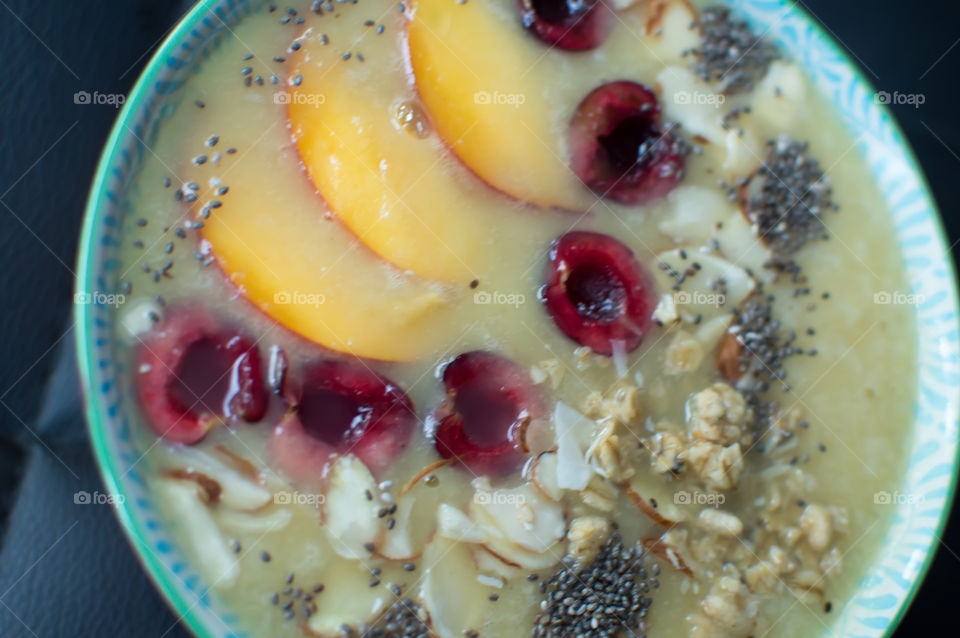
74, 1, 960, 637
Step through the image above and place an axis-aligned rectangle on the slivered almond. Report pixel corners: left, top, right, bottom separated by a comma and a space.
640, 537, 693, 577
624, 486, 677, 526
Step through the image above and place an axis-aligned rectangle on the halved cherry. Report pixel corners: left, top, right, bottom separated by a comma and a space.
269, 360, 415, 482
518, 0, 613, 51
427, 351, 544, 477
135, 306, 266, 444
569, 81, 686, 205
543, 231, 655, 355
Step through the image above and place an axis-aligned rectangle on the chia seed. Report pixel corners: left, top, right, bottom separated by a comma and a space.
533, 533, 654, 638
357, 599, 429, 638
690, 6, 780, 94
744, 137, 835, 264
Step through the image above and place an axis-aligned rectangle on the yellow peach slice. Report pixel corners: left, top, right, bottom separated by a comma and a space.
405, 0, 588, 210
191, 88, 457, 361
288, 23, 493, 283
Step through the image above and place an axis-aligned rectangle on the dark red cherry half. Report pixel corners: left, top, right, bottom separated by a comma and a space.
543, 231, 655, 355
570, 81, 686, 205
518, 0, 613, 51
428, 351, 544, 477
135, 306, 266, 444
269, 360, 415, 481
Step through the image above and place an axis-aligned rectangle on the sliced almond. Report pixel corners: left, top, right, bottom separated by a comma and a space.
529, 452, 562, 501
553, 401, 595, 490
217, 507, 293, 534
154, 479, 239, 588
469, 480, 565, 553
171, 445, 272, 511
472, 545, 522, 580
322, 455, 382, 560
378, 490, 438, 560
307, 559, 388, 637
481, 533, 565, 571
438, 503, 487, 544
624, 485, 678, 526
421, 537, 489, 638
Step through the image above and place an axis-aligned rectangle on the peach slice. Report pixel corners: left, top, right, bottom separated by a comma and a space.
195, 109, 458, 361
406, 0, 588, 209
288, 24, 493, 283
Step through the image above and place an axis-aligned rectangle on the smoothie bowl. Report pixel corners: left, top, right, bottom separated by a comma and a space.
75, 1, 959, 637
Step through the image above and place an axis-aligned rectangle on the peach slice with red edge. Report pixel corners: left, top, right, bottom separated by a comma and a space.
268, 359, 415, 483
135, 305, 266, 444
406, 0, 588, 209
427, 351, 545, 477
543, 231, 656, 355
193, 86, 458, 362
288, 21, 492, 283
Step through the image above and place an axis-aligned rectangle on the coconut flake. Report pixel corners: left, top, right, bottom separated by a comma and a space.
610, 339, 629, 379
553, 402, 595, 491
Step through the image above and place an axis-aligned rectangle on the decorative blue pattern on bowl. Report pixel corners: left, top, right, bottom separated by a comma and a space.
75, 1, 960, 637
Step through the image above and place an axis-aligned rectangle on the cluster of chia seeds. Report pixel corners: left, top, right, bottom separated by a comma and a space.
727, 285, 818, 438
341, 599, 429, 638
269, 571, 326, 622
533, 533, 655, 638
745, 137, 835, 263
689, 5, 780, 93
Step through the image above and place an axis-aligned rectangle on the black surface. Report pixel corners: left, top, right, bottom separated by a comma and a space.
0, 1, 956, 637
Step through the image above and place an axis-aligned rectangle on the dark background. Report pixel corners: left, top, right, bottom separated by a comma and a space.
0, 1, 956, 636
